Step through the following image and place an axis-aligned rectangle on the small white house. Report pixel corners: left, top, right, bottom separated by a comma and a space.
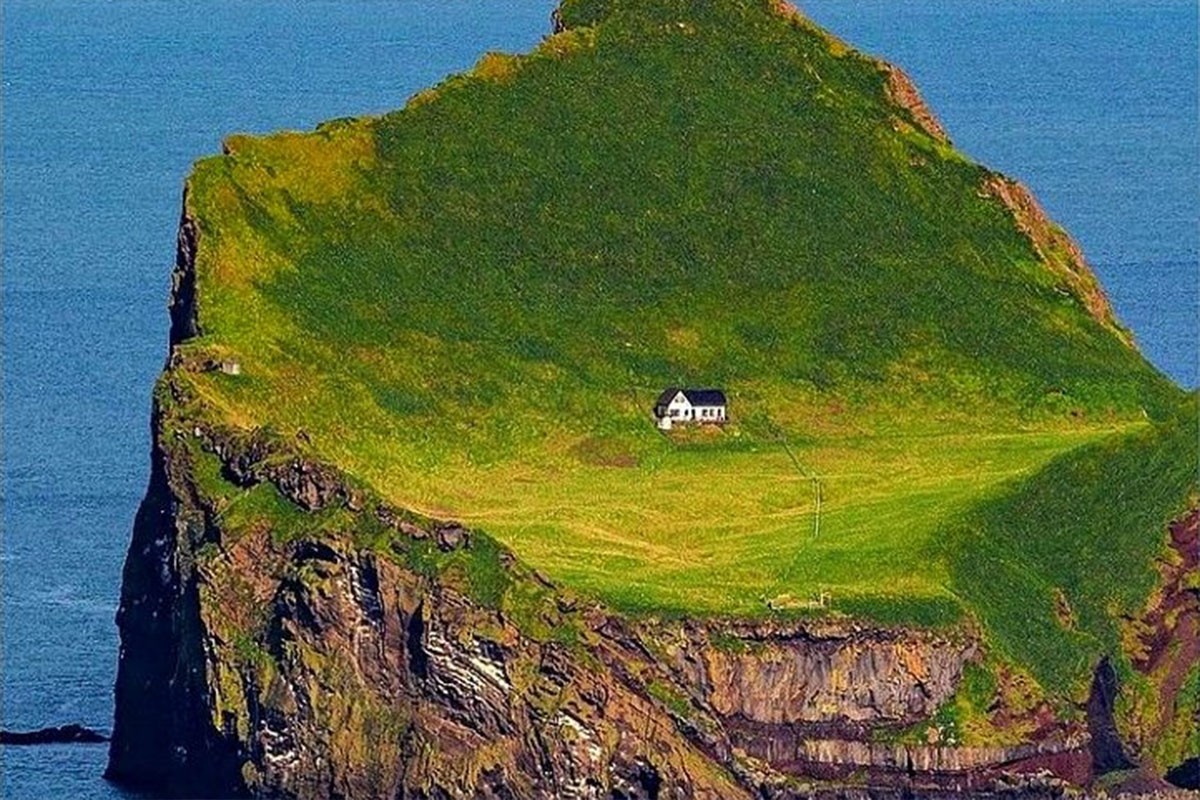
654, 388, 728, 430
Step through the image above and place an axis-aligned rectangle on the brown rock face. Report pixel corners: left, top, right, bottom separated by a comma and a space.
651, 622, 1100, 785
1119, 507, 1200, 779
690, 628, 973, 726
882, 64, 950, 144
238, 547, 737, 799
980, 174, 1128, 343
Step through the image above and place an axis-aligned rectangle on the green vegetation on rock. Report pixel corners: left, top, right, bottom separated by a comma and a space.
171, 0, 1192, 707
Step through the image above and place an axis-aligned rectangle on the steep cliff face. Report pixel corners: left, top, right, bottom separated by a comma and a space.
1115, 508, 1200, 785
106, 398, 249, 797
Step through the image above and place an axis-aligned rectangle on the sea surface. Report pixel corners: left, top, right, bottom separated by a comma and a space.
1, 2, 1195, 798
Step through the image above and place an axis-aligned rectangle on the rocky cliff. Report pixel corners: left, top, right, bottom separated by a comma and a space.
98, 379, 1074, 798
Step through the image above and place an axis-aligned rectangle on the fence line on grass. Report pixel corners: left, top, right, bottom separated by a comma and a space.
777, 434, 823, 538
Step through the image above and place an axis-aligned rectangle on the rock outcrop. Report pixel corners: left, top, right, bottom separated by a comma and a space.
1, 724, 109, 746
1117, 508, 1200, 784
881, 63, 950, 144
675, 622, 974, 726
980, 173, 1128, 343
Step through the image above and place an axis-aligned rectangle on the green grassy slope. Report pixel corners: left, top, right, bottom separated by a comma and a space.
175, 0, 1190, 693
946, 399, 1198, 698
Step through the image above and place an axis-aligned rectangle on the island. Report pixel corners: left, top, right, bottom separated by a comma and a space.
106, 1, 1199, 797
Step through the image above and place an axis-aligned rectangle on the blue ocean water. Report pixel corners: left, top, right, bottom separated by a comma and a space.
1, 2, 1195, 798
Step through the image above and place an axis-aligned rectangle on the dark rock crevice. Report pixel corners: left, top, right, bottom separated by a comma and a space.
1086, 656, 1136, 774
406, 601, 429, 680
167, 191, 200, 347
1166, 756, 1199, 790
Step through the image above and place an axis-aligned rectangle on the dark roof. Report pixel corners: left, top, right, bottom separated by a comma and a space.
683, 388, 727, 406
655, 387, 683, 407
655, 387, 727, 407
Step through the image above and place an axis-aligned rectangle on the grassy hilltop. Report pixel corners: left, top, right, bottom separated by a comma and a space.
173, 0, 1193, 700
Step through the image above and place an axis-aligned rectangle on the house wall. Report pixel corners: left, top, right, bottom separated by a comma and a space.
693, 405, 726, 422
659, 393, 727, 424
667, 394, 693, 420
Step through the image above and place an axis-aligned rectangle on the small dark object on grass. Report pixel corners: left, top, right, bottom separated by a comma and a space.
1166, 757, 1199, 790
